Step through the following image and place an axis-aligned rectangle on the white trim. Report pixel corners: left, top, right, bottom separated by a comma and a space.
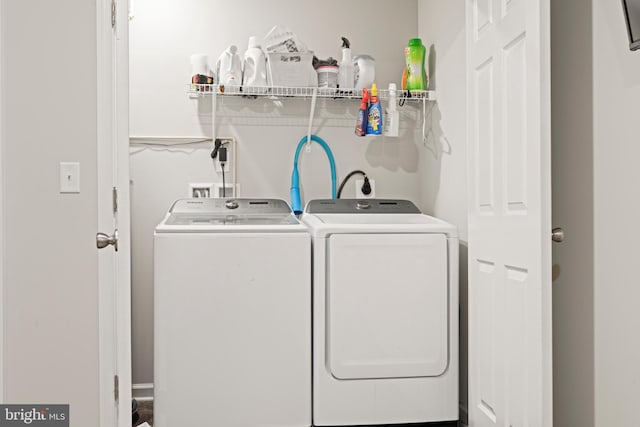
97, 0, 117, 425
0, 0, 5, 403
97, 0, 132, 426
114, 1, 133, 426
132, 383, 154, 401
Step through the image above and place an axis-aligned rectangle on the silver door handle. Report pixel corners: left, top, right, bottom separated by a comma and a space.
96, 229, 118, 251
551, 227, 564, 243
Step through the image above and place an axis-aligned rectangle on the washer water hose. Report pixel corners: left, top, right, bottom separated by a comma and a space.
290, 134, 337, 215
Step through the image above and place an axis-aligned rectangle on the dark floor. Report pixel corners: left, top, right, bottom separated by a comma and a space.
133, 400, 153, 427
132, 400, 460, 427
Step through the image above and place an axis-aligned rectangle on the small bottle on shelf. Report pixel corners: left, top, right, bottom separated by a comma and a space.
355, 88, 369, 137
366, 84, 382, 135
384, 83, 400, 137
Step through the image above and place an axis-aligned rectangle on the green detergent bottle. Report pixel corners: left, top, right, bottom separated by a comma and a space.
404, 38, 427, 90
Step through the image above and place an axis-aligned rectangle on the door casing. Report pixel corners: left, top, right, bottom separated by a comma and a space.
97, 0, 132, 425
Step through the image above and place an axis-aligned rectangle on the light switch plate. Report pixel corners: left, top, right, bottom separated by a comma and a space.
60, 162, 80, 193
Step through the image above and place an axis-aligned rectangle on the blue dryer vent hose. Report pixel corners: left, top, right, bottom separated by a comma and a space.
290, 134, 337, 215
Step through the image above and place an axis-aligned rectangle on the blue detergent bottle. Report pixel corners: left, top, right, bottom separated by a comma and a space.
366, 83, 382, 135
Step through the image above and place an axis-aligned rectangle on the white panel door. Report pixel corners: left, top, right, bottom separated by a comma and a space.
466, 0, 552, 426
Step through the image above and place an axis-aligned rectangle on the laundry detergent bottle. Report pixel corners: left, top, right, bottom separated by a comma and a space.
404, 38, 427, 90
366, 83, 382, 135
216, 45, 242, 87
242, 36, 267, 93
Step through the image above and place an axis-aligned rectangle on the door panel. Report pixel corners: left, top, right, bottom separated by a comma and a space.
467, 0, 552, 426
327, 233, 448, 379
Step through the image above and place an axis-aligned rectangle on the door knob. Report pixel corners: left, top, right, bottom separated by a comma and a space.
97, 229, 118, 251
551, 227, 564, 243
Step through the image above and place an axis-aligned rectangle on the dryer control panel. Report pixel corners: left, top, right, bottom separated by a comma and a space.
305, 199, 421, 214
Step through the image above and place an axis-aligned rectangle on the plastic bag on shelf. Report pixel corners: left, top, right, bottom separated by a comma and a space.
263, 25, 309, 53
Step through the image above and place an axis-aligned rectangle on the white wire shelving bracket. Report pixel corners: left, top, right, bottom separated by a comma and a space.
190, 84, 437, 147
187, 84, 436, 102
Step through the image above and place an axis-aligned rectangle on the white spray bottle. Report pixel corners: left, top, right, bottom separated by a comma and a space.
337, 36, 354, 92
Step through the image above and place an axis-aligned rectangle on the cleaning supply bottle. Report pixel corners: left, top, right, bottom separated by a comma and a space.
337, 36, 354, 91
384, 83, 399, 137
242, 36, 267, 93
216, 45, 242, 87
366, 83, 382, 135
355, 88, 369, 136
404, 38, 427, 90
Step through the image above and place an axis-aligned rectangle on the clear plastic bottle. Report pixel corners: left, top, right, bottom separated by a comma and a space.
337, 36, 354, 91
404, 38, 427, 91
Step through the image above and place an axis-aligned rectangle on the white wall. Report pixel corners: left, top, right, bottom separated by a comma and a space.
129, 0, 422, 386
2, 0, 100, 423
593, 0, 640, 425
417, 0, 468, 422
550, 0, 595, 426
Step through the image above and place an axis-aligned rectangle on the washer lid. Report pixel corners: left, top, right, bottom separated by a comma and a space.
305, 199, 421, 214
160, 198, 301, 227
301, 199, 458, 237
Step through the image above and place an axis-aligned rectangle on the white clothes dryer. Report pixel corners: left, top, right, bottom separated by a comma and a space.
302, 199, 458, 426
154, 198, 311, 427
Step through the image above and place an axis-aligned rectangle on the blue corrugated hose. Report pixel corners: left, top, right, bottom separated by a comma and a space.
290, 134, 337, 215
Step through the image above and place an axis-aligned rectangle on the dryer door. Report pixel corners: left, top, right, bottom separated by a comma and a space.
326, 233, 449, 379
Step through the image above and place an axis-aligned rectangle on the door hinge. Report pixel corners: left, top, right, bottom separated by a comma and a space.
112, 187, 118, 215
111, 0, 116, 28
114, 374, 120, 402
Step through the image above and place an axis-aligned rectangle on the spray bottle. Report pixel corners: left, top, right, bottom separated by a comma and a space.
338, 36, 354, 92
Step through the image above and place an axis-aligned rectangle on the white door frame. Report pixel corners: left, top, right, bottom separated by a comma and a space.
97, 0, 132, 426
0, 0, 5, 403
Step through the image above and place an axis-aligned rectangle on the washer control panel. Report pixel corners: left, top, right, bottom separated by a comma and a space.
170, 198, 293, 215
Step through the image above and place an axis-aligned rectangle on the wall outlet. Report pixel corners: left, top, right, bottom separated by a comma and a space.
214, 140, 234, 174
213, 182, 239, 198
356, 178, 375, 199
189, 182, 214, 198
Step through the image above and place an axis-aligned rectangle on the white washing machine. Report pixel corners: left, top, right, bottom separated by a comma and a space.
302, 199, 459, 426
154, 198, 311, 427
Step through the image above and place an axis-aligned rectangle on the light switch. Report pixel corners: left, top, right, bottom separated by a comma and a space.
60, 162, 80, 193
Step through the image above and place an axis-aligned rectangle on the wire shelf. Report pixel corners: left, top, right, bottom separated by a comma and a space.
187, 84, 436, 101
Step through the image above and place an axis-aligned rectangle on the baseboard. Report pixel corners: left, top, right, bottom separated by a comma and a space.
459, 403, 468, 426
132, 383, 154, 401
